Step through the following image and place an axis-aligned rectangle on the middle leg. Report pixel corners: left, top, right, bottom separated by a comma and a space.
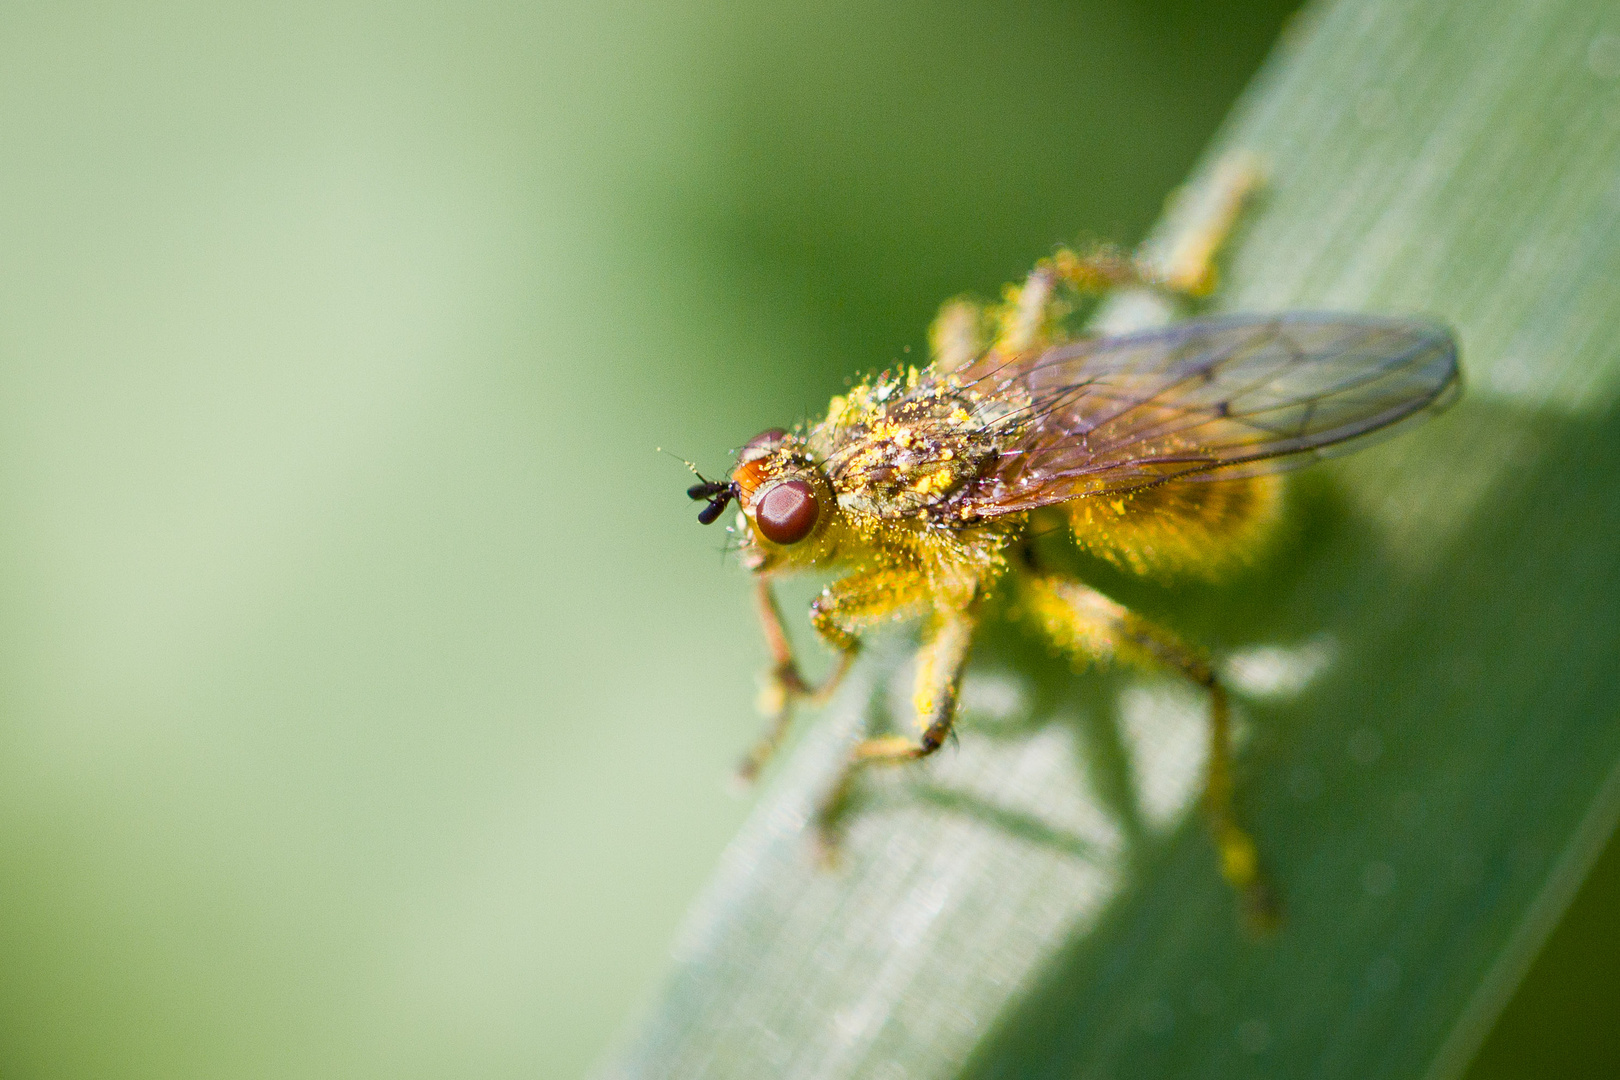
739, 567, 931, 784
814, 599, 980, 853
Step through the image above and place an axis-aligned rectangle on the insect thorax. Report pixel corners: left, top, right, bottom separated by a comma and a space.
814, 369, 1028, 521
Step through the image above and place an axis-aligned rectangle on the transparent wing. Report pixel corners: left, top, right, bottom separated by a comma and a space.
945, 313, 1460, 519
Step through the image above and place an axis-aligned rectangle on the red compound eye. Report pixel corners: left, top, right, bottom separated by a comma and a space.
755, 479, 819, 545
739, 428, 788, 463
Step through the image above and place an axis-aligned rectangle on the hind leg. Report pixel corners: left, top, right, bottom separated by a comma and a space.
990, 153, 1266, 355
1019, 571, 1280, 932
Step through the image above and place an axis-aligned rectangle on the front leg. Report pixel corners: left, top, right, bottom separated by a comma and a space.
737, 569, 927, 784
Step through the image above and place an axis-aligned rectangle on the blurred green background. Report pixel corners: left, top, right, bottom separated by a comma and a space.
0, 1, 1612, 1077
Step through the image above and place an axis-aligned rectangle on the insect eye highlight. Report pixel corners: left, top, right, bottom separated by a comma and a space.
755, 479, 819, 545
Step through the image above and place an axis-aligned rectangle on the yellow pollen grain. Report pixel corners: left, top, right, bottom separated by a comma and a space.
914, 468, 954, 495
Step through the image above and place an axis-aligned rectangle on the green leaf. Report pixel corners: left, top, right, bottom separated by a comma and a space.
599, 1, 1620, 1077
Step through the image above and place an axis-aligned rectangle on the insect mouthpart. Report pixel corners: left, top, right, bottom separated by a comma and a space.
688, 478, 737, 525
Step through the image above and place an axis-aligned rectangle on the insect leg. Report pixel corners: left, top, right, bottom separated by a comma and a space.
990, 155, 1264, 356
928, 297, 989, 373
736, 578, 856, 784
992, 260, 1061, 354
992, 244, 1167, 354
1019, 572, 1279, 931
738, 570, 927, 784
1048, 155, 1266, 303
1150, 152, 1266, 298
815, 599, 979, 855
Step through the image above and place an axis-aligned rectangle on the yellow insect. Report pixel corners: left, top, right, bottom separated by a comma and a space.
684, 167, 1459, 927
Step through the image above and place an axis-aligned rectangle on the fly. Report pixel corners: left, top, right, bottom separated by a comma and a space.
684, 161, 1459, 929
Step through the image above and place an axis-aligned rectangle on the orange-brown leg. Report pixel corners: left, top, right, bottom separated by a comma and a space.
738, 570, 928, 784
736, 579, 853, 784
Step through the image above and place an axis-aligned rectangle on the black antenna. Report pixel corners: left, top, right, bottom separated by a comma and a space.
688, 477, 736, 525
660, 447, 737, 526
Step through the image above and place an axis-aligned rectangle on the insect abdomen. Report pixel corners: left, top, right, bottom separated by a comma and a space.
1066, 473, 1283, 578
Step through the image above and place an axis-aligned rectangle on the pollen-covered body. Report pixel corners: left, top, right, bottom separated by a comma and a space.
737, 342, 1300, 595
684, 163, 1459, 927
1063, 470, 1282, 578
727, 367, 1033, 620
814, 366, 1028, 522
